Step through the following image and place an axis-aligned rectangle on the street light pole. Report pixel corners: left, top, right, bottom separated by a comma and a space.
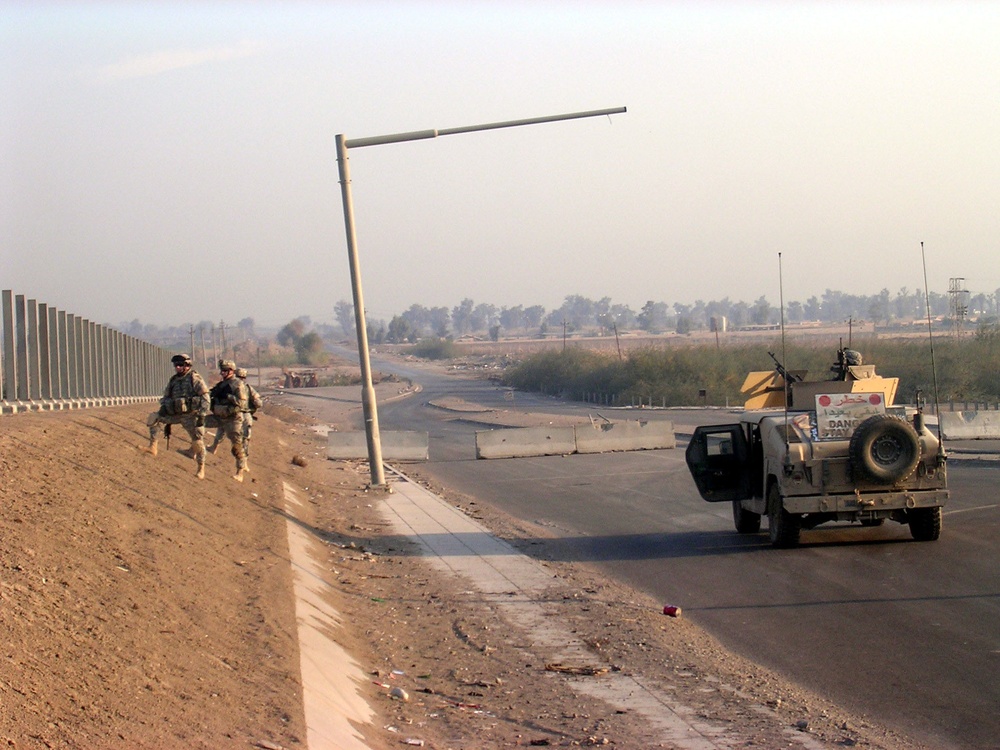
336, 106, 626, 487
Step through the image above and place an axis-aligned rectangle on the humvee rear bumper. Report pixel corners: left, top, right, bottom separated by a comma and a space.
783, 489, 948, 515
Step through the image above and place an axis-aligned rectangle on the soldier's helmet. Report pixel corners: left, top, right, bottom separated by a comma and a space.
171, 353, 193, 367
220, 359, 237, 372
235, 368, 248, 379
843, 349, 863, 366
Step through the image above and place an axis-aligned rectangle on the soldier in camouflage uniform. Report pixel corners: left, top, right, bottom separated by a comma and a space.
237, 368, 263, 470
210, 367, 262, 471
210, 360, 249, 482
144, 353, 211, 479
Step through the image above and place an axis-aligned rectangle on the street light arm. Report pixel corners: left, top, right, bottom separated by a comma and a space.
344, 106, 626, 149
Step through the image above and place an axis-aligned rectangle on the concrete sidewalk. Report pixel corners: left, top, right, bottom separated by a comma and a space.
364, 468, 827, 750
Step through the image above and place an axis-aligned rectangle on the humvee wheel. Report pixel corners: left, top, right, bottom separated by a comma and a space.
767, 484, 800, 548
849, 415, 921, 485
909, 506, 942, 541
733, 500, 761, 533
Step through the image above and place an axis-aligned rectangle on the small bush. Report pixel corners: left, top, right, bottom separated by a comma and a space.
409, 338, 459, 360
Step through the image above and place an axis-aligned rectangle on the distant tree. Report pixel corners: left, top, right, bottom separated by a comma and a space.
237, 317, 255, 336
751, 296, 771, 325
401, 304, 432, 337
452, 298, 474, 335
334, 300, 355, 336
690, 300, 708, 329
869, 288, 891, 327
295, 331, 325, 364
470, 303, 498, 332
557, 295, 596, 329
387, 315, 416, 344
277, 318, 307, 347
637, 301, 670, 332
729, 301, 750, 328
367, 321, 385, 345
489, 324, 501, 342
594, 296, 612, 322
804, 296, 821, 320
429, 307, 451, 338
500, 305, 525, 332
608, 303, 636, 329
523, 305, 546, 330
786, 300, 804, 324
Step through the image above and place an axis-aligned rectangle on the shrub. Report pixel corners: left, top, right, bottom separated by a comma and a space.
409, 338, 459, 360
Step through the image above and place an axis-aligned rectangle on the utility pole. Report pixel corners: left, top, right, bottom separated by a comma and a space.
336, 106, 626, 487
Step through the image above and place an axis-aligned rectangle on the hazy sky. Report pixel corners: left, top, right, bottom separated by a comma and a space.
3, 1, 999, 328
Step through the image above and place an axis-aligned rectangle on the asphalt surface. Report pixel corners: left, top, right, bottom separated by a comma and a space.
323, 351, 1000, 750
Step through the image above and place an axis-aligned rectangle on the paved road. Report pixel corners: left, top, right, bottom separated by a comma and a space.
319, 351, 1000, 750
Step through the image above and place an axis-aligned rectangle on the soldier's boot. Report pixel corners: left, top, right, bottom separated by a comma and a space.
233, 457, 247, 482
243, 458, 250, 473
195, 462, 205, 480
142, 439, 158, 456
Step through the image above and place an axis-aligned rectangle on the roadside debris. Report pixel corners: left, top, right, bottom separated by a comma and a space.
544, 663, 609, 676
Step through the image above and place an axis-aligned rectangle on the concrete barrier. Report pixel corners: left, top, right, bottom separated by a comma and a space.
575, 419, 676, 454
475, 426, 576, 459
940, 411, 1000, 440
327, 431, 429, 460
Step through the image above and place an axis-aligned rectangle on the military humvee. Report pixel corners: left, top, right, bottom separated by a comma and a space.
685, 349, 948, 547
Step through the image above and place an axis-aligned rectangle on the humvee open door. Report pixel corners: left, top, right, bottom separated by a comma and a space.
685, 425, 751, 503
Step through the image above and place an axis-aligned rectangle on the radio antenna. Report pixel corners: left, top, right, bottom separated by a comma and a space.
779, 252, 790, 452
920, 241, 945, 452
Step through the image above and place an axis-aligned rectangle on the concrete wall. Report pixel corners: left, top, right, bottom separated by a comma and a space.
940, 411, 1000, 440
327, 431, 429, 460
575, 419, 675, 454
476, 421, 676, 459
2, 289, 169, 414
475, 426, 577, 459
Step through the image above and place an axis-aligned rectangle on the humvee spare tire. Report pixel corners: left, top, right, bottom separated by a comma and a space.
849, 414, 921, 485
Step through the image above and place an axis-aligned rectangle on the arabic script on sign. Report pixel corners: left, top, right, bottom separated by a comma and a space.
815, 393, 885, 440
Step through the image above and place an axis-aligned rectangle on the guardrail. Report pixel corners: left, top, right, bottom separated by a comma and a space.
1, 290, 171, 414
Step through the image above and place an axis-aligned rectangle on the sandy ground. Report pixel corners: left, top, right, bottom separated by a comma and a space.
0, 378, 933, 749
